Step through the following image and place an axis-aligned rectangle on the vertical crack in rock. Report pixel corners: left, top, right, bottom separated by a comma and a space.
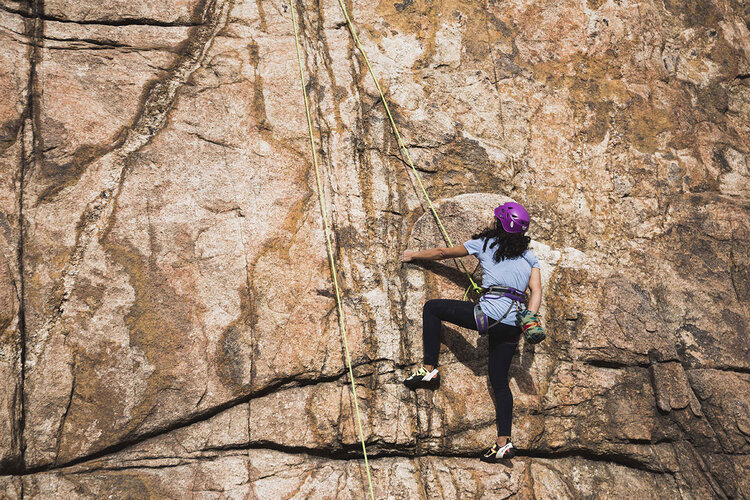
483, 0, 505, 141
11, 0, 46, 476
682, 440, 729, 499
414, 456, 430, 498
53, 354, 76, 463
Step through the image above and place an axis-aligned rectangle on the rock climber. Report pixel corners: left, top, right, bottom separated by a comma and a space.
400, 201, 542, 463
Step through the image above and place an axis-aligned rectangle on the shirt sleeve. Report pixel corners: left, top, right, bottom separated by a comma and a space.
463, 238, 484, 256
525, 250, 540, 268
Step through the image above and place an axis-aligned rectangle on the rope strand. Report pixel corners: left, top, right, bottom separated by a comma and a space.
334, 0, 482, 296
289, 3, 375, 499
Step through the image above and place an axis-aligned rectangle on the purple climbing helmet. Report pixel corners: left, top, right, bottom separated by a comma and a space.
494, 202, 530, 233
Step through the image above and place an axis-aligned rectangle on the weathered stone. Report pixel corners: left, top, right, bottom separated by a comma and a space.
687, 369, 750, 454
43, 0, 204, 24
13, 449, 701, 499
0, 0, 747, 496
650, 360, 692, 413
529, 457, 680, 499
0, 476, 22, 499
0, 258, 21, 468
20, 0, 237, 468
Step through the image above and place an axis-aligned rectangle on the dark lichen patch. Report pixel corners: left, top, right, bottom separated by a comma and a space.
667, 225, 733, 282
394, 0, 414, 13
56, 346, 127, 463
696, 81, 730, 120
621, 96, 676, 154
713, 147, 732, 174
114, 245, 192, 354
217, 324, 251, 392
531, 56, 627, 145
416, 134, 513, 200
66, 472, 151, 499
493, 52, 523, 81
215, 284, 255, 394
462, 32, 491, 64
721, 308, 749, 343
675, 324, 716, 367
709, 33, 742, 81
247, 40, 271, 133
441, 135, 493, 171
0, 118, 22, 154
730, 256, 749, 305
587, 0, 606, 9
69, 275, 107, 318
604, 371, 657, 441
35, 143, 111, 205
662, 0, 723, 28
375, 0, 500, 69
101, 233, 196, 435
486, 12, 514, 39
303, 383, 340, 445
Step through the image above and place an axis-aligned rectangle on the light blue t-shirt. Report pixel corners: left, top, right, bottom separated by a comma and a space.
463, 238, 540, 326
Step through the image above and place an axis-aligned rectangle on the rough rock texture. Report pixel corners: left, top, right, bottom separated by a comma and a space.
0, 0, 748, 497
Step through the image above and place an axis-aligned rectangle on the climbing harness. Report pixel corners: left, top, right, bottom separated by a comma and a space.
289, 3, 374, 499
473, 286, 528, 335
334, 0, 483, 298
472, 251, 545, 341
473, 289, 546, 343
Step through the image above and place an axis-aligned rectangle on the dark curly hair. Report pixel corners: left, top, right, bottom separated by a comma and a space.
472, 220, 530, 263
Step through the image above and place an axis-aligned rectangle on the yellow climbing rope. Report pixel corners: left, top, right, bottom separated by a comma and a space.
290, 3, 375, 499
334, 0, 483, 298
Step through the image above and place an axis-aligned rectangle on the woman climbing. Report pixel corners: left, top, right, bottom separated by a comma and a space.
401, 202, 542, 463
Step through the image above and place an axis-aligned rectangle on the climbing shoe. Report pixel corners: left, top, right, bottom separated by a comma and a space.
480, 441, 516, 463
403, 366, 440, 390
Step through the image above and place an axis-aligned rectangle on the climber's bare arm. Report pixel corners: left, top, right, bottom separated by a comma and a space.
401, 246, 469, 262
527, 267, 542, 313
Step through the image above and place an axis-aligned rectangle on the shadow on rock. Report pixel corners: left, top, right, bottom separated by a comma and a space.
442, 323, 538, 427
441, 323, 537, 394
442, 326, 488, 376
511, 342, 537, 395
407, 260, 480, 292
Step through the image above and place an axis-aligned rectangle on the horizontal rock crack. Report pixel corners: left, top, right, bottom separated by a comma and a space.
0, 4, 203, 27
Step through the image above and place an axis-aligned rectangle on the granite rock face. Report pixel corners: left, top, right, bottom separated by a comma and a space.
0, 0, 748, 497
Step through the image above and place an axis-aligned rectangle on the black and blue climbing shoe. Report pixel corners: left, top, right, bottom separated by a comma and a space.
403, 366, 440, 390
480, 442, 515, 463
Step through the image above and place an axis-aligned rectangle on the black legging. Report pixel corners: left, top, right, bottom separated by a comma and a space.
422, 299, 519, 436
